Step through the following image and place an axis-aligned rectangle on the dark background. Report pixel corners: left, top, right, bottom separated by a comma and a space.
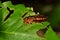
1, 0, 57, 13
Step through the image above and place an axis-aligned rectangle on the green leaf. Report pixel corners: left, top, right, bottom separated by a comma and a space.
45, 26, 60, 40
0, 1, 48, 40
0, 1, 59, 40
0, 1, 3, 31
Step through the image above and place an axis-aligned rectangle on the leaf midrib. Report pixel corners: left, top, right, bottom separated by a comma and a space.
0, 31, 40, 38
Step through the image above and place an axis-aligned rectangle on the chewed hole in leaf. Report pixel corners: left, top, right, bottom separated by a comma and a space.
22, 12, 28, 18
36, 29, 45, 38
4, 7, 14, 21
36, 25, 49, 38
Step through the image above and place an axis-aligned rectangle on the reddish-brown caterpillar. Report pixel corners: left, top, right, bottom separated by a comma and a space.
24, 14, 47, 24
22, 12, 49, 38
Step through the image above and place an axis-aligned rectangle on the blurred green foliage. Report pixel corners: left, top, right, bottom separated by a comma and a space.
48, 4, 60, 28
